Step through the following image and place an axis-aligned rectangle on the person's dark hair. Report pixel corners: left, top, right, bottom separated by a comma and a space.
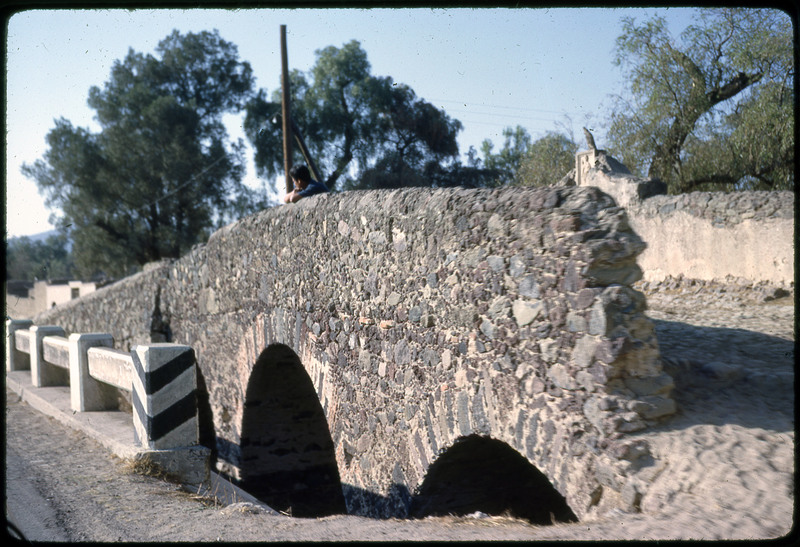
289, 164, 312, 183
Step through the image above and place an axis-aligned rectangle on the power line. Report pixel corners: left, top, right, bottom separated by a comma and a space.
456, 119, 559, 133
133, 152, 228, 215
448, 110, 564, 124
430, 98, 580, 117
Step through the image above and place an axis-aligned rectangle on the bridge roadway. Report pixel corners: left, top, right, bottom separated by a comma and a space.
32, 186, 678, 522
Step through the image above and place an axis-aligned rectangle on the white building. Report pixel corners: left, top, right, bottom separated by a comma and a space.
5, 279, 99, 320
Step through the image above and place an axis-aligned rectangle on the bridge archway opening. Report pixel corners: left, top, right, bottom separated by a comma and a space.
409, 434, 578, 525
239, 343, 346, 517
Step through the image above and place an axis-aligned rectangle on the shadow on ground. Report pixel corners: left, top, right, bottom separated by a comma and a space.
651, 319, 794, 434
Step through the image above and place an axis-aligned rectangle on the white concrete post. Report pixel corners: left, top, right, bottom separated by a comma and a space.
30, 325, 66, 387
5, 319, 33, 372
69, 333, 116, 412
131, 343, 199, 450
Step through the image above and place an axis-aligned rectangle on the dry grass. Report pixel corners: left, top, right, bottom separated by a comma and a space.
122, 454, 181, 483
156, 486, 221, 508
421, 510, 538, 528
120, 455, 224, 509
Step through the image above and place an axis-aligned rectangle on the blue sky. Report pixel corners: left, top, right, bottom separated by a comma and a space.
5, 6, 703, 238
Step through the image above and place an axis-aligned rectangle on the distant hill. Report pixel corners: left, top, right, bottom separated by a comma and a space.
7, 230, 73, 251
8, 230, 58, 242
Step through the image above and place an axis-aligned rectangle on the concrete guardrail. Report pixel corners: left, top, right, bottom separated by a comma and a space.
5, 318, 209, 484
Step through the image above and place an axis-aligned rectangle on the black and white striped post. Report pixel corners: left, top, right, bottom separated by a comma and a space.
131, 343, 199, 450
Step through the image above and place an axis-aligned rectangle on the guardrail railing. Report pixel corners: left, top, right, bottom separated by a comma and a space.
5, 318, 208, 482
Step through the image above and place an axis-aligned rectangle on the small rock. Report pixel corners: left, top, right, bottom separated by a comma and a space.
609, 439, 651, 462
518, 275, 540, 298
219, 502, 266, 515
487, 255, 505, 272
513, 299, 543, 326
627, 396, 676, 420
762, 287, 791, 302
623, 372, 674, 397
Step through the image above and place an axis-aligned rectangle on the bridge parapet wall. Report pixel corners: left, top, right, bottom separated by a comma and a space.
168, 186, 672, 518
32, 261, 173, 350
34, 185, 673, 519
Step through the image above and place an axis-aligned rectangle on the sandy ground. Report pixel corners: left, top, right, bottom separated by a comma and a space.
5, 285, 796, 542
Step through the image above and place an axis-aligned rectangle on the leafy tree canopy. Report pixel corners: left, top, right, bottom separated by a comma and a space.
607, 8, 793, 192
6, 234, 74, 281
244, 40, 466, 191
22, 30, 263, 278
479, 125, 533, 186
516, 131, 578, 187
479, 125, 578, 187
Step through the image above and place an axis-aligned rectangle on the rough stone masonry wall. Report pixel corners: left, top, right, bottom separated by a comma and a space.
34, 185, 675, 520
33, 262, 172, 350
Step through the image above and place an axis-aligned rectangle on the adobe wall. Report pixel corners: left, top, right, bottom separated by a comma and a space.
576, 150, 794, 287
33, 185, 675, 520
6, 280, 100, 320
6, 291, 37, 319
627, 192, 794, 285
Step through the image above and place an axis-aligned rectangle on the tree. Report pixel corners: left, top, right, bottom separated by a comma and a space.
479, 125, 532, 186
22, 30, 263, 278
419, 158, 506, 189
607, 8, 793, 193
244, 40, 463, 191
478, 125, 577, 187
516, 131, 578, 187
6, 234, 74, 281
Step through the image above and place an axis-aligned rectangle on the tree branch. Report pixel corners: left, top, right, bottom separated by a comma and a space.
679, 173, 738, 192
707, 71, 763, 104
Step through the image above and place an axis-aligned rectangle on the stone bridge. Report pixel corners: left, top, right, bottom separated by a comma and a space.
32, 184, 678, 523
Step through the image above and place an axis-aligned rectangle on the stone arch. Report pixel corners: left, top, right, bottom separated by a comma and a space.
409, 434, 578, 525
239, 342, 346, 517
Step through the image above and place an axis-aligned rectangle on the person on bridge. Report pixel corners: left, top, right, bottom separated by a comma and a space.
283, 164, 329, 203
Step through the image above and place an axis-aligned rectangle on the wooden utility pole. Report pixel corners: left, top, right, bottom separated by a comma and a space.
280, 25, 293, 193
291, 119, 322, 183
273, 113, 323, 184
